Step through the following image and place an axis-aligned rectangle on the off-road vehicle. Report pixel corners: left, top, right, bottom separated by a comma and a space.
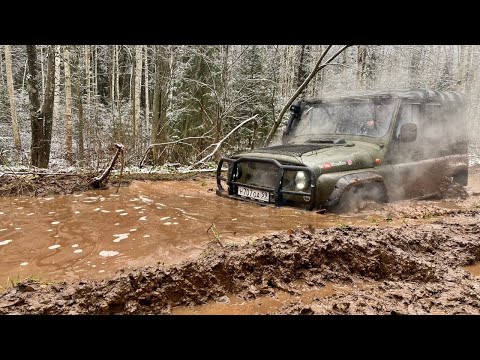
216, 89, 468, 211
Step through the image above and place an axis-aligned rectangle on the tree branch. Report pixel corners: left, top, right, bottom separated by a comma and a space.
263, 45, 352, 147
139, 136, 214, 167
188, 114, 259, 169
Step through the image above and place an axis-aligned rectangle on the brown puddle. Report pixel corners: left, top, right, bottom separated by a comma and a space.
464, 263, 480, 277
0, 180, 380, 285
172, 282, 336, 315
1, 174, 478, 287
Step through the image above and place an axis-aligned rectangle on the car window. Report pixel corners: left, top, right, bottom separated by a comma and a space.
423, 103, 443, 141
395, 103, 421, 140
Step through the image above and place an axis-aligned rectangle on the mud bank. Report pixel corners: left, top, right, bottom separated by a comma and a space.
0, 171, 215, 197
2, 213, 480, 315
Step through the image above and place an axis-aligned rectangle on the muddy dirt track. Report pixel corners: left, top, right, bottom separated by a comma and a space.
0, 168, 480, 315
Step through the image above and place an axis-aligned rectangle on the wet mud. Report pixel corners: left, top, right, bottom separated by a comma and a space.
2, 213, 480, 314
0, 170, 215, 197
0, 167, 479, 314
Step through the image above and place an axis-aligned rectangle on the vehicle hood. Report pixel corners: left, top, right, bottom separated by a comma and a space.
233, 142, 378, 173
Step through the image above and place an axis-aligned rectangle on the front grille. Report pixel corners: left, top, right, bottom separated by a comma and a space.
235, 161, 279, 188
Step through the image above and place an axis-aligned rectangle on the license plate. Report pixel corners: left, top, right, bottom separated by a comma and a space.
237, 186, 270, 202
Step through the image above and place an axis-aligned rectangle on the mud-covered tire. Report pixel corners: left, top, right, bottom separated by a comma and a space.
331, 183, 387, 213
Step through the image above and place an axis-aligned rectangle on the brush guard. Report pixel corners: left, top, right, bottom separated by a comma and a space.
216, 156, 316, 210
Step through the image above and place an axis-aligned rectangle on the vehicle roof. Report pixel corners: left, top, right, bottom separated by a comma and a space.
303, 88, 465, 107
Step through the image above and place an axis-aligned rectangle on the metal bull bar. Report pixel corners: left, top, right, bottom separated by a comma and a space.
216, 156, 316, 210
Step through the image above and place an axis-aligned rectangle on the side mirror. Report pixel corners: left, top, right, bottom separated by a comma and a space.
399, 123, 417, 142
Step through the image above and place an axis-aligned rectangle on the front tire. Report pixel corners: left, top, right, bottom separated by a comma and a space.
331, 183, 387, 213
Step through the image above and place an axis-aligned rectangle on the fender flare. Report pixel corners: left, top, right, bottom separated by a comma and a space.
323, 171, 387, 209
445, 163, 468, 177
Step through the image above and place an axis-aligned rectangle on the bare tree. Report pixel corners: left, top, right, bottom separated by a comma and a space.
144, 45, 150, 128
26, 45, 56, 168
4, 45, 21, 153
53, 45, 61, 123
150, 46, 169, 163
42, 46, 56, 166
75, 75, 85, 164
64, 46, 73, 164
133, 45, 143, 149
356, 45, 367, 90
26, 45, 44, 167
264, 45, 351, 146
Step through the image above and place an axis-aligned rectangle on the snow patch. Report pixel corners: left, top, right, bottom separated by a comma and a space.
113, 233, 130, 243
99, 250, 119, 257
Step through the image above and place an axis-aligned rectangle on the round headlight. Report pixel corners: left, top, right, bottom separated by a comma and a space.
295, 171, 309, 190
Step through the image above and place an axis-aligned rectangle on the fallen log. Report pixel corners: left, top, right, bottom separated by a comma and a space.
88, 143, 124, 189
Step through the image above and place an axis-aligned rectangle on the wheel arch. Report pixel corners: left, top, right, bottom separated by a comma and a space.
322, 171, 387, 209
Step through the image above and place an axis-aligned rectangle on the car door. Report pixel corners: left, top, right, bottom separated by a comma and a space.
382, 101, 438, 200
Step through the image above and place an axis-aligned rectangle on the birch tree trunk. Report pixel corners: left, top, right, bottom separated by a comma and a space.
40, 46, 45, 99
53, 45, 61, 124
85, 45, 91, 107
133, 45, 143, 149
93, 45, 98, 122
4, 45, 21, 152
144, 45, 149, 130
75, 77, 85, 164
64, 46, 73, 164
111, 46, 116, 136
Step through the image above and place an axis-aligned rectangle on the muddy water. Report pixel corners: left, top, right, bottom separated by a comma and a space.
1, 170, 479, 287
0, 180, 376, 285
172, 282, 337, 315
464, 263, 480, 277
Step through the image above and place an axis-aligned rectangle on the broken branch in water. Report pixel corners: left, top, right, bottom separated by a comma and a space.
207, 223, 224, 248
88, 143, 124, 189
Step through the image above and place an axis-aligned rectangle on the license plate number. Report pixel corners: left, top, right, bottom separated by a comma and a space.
237, 186, 269, 202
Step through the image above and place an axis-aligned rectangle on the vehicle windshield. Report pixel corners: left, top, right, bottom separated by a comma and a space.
290, 98, 397, 141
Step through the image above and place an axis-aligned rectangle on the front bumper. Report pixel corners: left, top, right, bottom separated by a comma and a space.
216, 156, 316, 210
